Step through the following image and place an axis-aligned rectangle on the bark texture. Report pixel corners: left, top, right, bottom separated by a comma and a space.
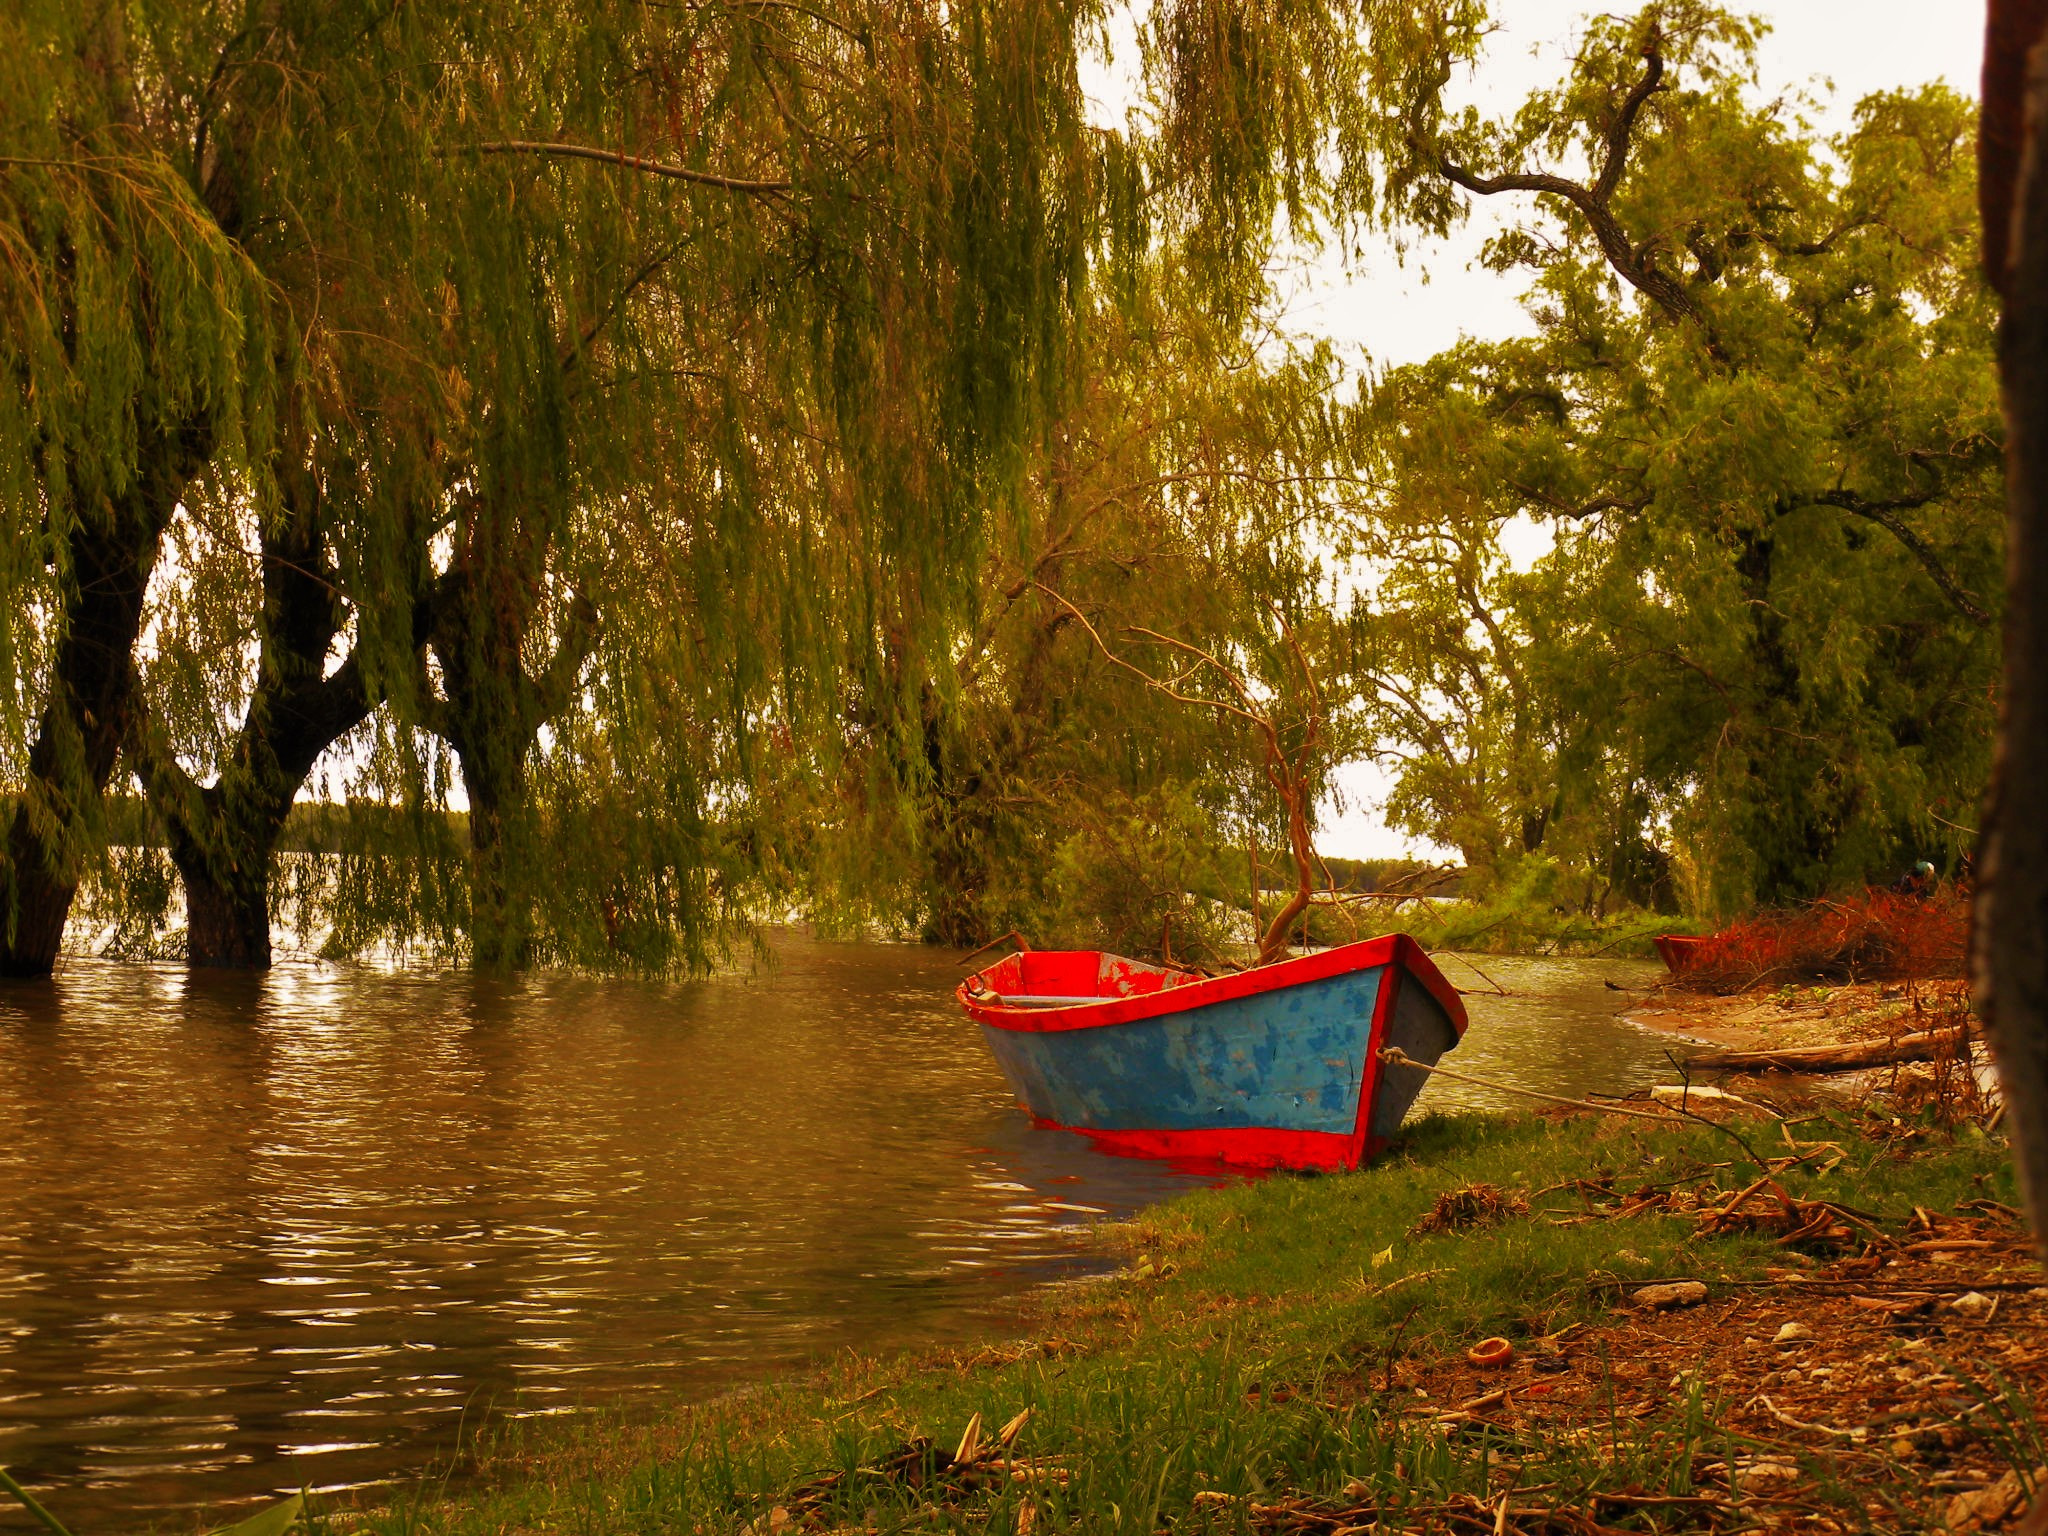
430, 554, 599, 973
1977, 4, 2048, 1284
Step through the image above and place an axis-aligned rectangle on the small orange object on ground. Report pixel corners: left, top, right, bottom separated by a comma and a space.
1466, 1337, 1514, 1369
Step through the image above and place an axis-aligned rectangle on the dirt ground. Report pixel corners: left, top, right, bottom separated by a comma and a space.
1377, 1200, 2045, 1533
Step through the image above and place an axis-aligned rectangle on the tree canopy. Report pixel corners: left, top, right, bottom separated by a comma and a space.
0, 0, 2002, 972
1354, 10, 1998, 917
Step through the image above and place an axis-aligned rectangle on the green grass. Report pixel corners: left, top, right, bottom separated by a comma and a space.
315, 1110, 2019, 1536
1363, 901, 1693, 960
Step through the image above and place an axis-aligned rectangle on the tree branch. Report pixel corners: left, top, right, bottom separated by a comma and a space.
1033, 585, 1265, 728
1593, 35, 1666, 203
1433, 30, 1717, 348
463, 141, 790, 193
531, 588, 603, 724
1809, 490, 1993, 627
1505, 478, 1651, 520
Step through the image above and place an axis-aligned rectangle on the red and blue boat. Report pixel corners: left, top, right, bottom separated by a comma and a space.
958, 935, 1468, 1172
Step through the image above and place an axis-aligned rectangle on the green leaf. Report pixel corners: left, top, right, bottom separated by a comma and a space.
207, 1492, 304, 1536
0, 1467, 75, 1536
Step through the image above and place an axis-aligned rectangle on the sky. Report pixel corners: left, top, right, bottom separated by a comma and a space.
1260, 0, 1995, 861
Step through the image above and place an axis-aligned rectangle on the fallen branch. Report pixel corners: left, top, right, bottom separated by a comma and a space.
1688, 1026, 1970, 1073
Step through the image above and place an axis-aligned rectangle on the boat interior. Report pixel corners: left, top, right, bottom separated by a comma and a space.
965, 949, 1201, 1007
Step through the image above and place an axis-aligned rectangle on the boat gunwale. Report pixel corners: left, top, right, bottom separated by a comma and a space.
958, 933, 1469, 1038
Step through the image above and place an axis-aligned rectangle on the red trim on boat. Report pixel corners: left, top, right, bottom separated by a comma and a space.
960, 933, 1469, 1037
1346, 957, 1404, 1166
1653, 934, 1707, 973
1030, 1119, 1359, 1172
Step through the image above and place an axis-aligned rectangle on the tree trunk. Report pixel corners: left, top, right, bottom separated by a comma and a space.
457, 747, 533, 972
136, 455, 377, 970
1979, 6, 2048, 1287
429, 539, 602, 972
0, 420, 208, 977
1688, 1028, 1972, 1074
180, 854, 275, 969
154, 768, 303, 971
149, 656, 374, 970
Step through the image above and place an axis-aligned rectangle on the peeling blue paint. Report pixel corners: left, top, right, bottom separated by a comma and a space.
979, 966, 1385, 1133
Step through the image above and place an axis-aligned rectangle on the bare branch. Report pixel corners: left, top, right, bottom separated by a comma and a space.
1032, 585, 1264, 727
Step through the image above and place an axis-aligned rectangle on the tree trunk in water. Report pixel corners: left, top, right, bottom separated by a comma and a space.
430, 540, 600, 973
1979, 6, 2048, 1294
1, 521, 155, 975
458, 749, 532, 972
151, 667, 372, 970
0, 421, 207, 977
180, 855, 275, 969
136, 457, 377, 971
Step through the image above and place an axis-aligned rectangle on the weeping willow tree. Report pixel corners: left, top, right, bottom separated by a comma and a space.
0, 2, 286, 975
8, 0, 1515, 975
5, 0, 1116, 973
773, 241, 1373, 956
111, 6, 465, 970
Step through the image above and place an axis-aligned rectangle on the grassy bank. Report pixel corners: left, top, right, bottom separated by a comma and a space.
323, 1103, 2039, 1536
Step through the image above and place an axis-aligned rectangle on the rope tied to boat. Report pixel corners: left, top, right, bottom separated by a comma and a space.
1376, 1047, 1776, 1166
1376, 1047, 1684, 1124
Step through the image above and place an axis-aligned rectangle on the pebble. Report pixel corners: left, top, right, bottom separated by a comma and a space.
1948, 1291, 1995, 1319
1774, 1321, 1813, 1344
1733, 1459, 1802, 1490
1944, 1468, 2043, 1530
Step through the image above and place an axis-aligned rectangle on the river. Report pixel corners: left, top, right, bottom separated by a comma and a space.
0, 938, 1674, 1528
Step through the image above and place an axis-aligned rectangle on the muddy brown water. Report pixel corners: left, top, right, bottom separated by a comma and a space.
0, 939, 1677, 1528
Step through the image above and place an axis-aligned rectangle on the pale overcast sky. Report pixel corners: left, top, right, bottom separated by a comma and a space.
1290, 1, 1991, 861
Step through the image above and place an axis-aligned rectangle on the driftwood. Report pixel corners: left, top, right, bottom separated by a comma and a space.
1689, 1026, 1970, 1073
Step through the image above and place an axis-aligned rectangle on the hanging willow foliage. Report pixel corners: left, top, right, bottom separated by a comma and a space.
11, 0, 1510, 974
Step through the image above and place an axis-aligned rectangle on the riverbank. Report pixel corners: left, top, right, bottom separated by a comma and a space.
331, 1104, 2038, 1536
1622, 977, 1993, 1124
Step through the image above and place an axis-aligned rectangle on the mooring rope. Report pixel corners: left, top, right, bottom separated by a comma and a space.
1377, 1047, 1776, 1163
1378, 1047, 1704, 1124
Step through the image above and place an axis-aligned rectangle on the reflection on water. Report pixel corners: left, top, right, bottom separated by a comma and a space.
0, 940, 1214, 1527
0, 939, 1680, 1528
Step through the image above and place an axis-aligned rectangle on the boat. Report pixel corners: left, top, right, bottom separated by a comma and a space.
957, 934, 1468, 1172
1653, 934, 1708, 974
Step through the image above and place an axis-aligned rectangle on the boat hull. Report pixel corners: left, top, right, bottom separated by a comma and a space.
1654, 934, 1707, 974
960, 936, 1466, 1171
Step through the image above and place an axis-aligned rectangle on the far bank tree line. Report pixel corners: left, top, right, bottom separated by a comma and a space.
1, 0, 2000, 975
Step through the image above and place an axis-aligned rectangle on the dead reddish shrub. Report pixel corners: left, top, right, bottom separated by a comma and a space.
1667, 886, 1969, 994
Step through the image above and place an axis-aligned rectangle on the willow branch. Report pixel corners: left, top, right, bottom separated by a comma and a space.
463, 141, 790, 193
1122, 625, 1278, 727
1033, 585, 1264, 727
